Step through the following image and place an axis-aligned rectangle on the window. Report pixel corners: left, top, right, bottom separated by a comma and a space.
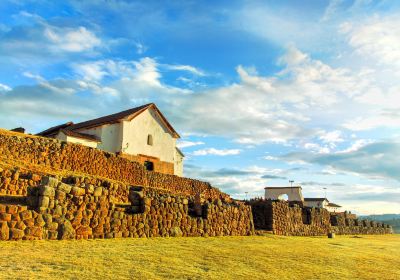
278, 194, 289, 201
144, 161, 154, 171
147, 134, 153, 145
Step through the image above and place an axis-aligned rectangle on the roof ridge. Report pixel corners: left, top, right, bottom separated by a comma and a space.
37, 103, 179, 139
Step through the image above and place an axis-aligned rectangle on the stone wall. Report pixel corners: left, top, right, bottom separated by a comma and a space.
248, 200, 392, 236
0, 129, 228, 200
120, 153, 175, 175
0, 176, 254, 241
0, 167, 42, 196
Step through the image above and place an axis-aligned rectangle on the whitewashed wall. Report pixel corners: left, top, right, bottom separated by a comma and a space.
55, 132, 98, 148
79, 123, 122, 153
121, 108, 175, 163
174, 148, 184, 177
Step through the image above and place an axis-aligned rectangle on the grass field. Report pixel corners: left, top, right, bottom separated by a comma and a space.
0, 235, 398, 280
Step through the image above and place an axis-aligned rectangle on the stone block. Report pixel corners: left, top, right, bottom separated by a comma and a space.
41, 176, 58, 188
39, 185, 55, 197
10, 228, 24, 240
57, 182, 72, 194
19, 210, 32, 221
0, 221, 9, 240
71, 186, 85, 196
43, 213, 52, 224
38, 196, 50, 208
35, 215, 46, 227
48, 222, 58, 231
58, 220, 76, 240
55, 190, 66, 201
86, 184, 95, 194
25, 226, 42, 238
16, 221, 27, 231
170, 226, 183, 237
6, 205, 18, 214
48, 230, 58, 240
76, 226, 92, 236
0, 213, 11, 221
53, 205, 63, 217
328, 232, 335, 238
93, 187, 103, 197
24, 218, 35, 227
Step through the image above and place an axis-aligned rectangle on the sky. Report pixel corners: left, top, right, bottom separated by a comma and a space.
0, 0, 399, 215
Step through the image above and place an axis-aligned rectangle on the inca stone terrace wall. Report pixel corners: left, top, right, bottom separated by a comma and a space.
249, 200, 392, 236
0, 175, 254, 241
0, 129, 228, 200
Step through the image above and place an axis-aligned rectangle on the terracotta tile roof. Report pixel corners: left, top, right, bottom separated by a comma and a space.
36, 103, 180, 139
264, 186, 302, 189
327, 202, 342, 208
304, 198, 329, 202
67, 103, 180, 138
37, 122, 74, 136
59, 129, 100, 142
67, 104, 151, 131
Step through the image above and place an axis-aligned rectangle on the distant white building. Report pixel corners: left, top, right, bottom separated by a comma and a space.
265, 186, 342, 212
264, 186, 304, 201
304, 198, 342, 212
37, 103, 184, 176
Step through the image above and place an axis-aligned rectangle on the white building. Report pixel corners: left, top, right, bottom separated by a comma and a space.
37, 103, 184, 176
264, 186, 304, 201
303, 198, 329, 208
304, 198, 342, 212
265, 186, 342, 212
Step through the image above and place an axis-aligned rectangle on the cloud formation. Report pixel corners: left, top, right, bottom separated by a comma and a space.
192, 148, 241, 156
282, 141, 400, 181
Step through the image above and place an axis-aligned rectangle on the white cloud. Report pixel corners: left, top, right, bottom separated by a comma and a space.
134, 42, 147, 54
282, 141, 400, 181
165, 64, 205, 76
264, 156, 278, 160
177, 140, 205, 149
184, 164, 285, 199
321, 0, 344, 22
167, 46, 365, 144
44, 26, 101, 53
133, 57, 163, 87
343, 110, 400, 131
304, 143, 330, 154
192, 148, 241, 156
74, 62, 108, 81
23, 72, 45, 82
341, 15, 400, 69
0, 83, 11, 92
3, 46, 377, 144
337, 139, 374, 153
319, 130, 344, 149
73, 60, 135, 82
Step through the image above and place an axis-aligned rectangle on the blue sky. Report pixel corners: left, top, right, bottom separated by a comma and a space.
0, 0, 399, 214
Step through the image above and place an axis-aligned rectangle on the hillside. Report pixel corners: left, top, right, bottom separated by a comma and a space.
0, 235, 398, 279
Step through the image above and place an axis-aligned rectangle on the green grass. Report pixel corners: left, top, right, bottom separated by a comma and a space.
0, 235, 399, 280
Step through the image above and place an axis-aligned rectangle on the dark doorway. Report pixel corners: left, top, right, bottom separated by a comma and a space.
144, 161, 154, 171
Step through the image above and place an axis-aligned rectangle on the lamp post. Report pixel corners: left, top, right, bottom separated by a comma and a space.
323, 187, 327, 199
289, 180, 294, 187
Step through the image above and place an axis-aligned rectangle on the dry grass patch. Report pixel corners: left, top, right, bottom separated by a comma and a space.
0, 235, 399, 279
